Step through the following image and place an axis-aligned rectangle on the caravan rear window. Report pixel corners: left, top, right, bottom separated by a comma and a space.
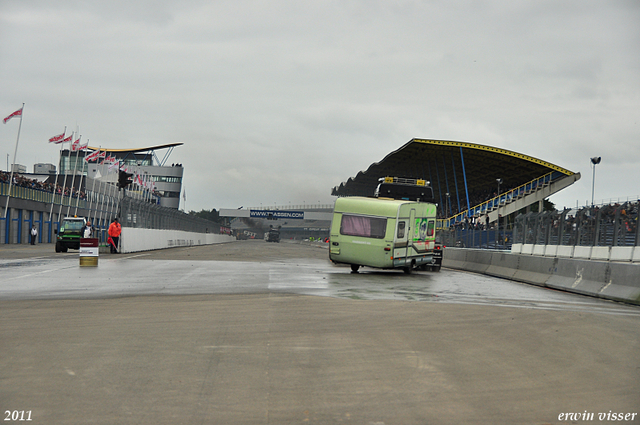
340, 214, 387, 239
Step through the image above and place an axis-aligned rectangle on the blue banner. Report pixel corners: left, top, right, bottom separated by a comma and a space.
250, 210, 305, 219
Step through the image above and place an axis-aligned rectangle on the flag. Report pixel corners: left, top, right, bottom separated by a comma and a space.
84, 150, 105, 162
71, 142, 88, 152
100, 155, 116, 164
3, 107, 22, 124
49, 132, 66, 143
71, 136, 86, 151
84, 150, 100, 162
62, 134, 73, 143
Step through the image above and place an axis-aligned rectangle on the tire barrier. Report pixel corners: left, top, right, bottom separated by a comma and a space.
443, 247, 640, 305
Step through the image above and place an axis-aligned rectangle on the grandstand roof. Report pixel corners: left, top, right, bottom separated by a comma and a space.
86, 143, 183, 153
331, 138, 577, 200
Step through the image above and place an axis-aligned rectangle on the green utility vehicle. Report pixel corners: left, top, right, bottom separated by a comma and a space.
55, 217, 87, 252
329, 177, 438, 273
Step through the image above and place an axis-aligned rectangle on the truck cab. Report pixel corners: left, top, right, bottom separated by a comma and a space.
55, 217, 87, 252
266, 225, 281, 243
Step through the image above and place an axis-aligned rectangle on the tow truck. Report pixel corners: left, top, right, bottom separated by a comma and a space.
265, 225, 281, 243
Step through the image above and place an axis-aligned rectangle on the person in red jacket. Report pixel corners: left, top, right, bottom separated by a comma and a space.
108, 217, 121, 253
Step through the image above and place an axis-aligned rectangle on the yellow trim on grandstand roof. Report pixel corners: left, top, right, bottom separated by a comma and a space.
411, 138, 574, 175
85, 143, 183, 154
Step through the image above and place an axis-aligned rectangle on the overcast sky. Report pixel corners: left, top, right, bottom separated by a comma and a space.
1, 0, 638, 212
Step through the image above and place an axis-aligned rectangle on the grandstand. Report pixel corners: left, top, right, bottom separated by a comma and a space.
331, 138, 581, 226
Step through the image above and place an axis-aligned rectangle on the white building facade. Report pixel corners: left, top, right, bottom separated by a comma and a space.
60, 143, 184, 209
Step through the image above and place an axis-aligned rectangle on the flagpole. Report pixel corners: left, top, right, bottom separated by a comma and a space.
73, 138, 87, 216
99, 158, 115, 230
49, 126, 66, 230
92, 171, 103, 228
105, 161, 118, 226
67, 133, 82, 216
57, 133, 72, 221
94, 147, 105, 228
87, 150, 99, 223
107, 159, 120, 221
3, 103, 24, 219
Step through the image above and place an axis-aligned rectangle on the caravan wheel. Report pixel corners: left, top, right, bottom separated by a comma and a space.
350, 264, 360, 273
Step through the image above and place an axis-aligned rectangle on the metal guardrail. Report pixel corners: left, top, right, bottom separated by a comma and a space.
1, 181, 87, 208
248, 204, 334, 211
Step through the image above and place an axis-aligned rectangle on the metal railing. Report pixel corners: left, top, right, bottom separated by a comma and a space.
439, 222, 514, 250
1, 181, 87, 208
445, 171, 563, 226
248, 204, 334, 211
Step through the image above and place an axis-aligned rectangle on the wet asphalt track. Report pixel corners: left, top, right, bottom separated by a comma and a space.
1, 240, 638, 317
1, 240, 639, 424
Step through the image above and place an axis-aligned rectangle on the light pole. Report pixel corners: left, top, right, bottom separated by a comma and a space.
591, 157, 601, 206
496, 178, 502, 247
445, 192, 450, 219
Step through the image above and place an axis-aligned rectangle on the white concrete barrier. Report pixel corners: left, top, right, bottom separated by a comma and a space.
443, 247, 640, 305
610, 247, 635, 262
633, 247, 640, 262
573, 246, 592, 260
532, 244, 545, 256
521, 244, 534, 255
590, 246, 610, 261
544, 245, 558, 257
120, 228, 235, 253
556, 246, 574, 258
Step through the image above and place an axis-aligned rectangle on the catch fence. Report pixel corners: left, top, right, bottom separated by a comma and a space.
119, 196, 219, 234
439, 201, 640, 250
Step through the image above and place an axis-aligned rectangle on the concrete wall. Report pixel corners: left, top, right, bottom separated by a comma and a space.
442, 247, 640, 305
511, 243, 640, 262
120, 228, 235, 253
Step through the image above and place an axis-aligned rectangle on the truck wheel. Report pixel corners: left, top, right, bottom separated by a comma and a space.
350, 264, 360, 273
403, 266, 413, 274
55, 242, 61, 253
432, 266, 441, 272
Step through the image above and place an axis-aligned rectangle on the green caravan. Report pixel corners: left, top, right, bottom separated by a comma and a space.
329, 178, 438, 273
